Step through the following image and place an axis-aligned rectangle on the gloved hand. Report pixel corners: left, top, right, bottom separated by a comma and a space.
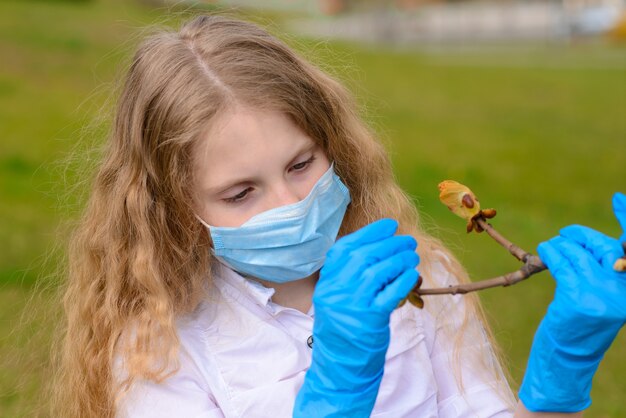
519, 192, 626, 412
293, 218, 419, 417
615, 191, 626, 241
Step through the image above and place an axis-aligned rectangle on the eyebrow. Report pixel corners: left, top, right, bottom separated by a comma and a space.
204, 142, 318, 196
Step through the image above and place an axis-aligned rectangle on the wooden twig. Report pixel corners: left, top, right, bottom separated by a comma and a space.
474, 218, 536, 263
418, 255, 545, 296
416, 214, 546, 298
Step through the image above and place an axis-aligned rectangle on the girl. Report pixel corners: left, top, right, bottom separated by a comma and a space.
53, 14, 626, 418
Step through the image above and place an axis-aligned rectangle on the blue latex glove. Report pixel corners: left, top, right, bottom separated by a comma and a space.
519, 192, 626, 412
293, 218, 419, 417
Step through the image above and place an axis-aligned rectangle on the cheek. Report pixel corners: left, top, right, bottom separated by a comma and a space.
308, 156, 331, 189
294, 159, 329, 200
192, 185, 255, 228
199, 205, 254, 228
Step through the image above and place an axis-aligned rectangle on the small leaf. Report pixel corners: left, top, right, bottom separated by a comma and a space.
408, 292, 424, 309
407, 275, 425, 309
481, 208, 497, 219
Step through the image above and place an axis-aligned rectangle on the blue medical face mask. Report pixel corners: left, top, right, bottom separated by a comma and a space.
196, 164, 351, 283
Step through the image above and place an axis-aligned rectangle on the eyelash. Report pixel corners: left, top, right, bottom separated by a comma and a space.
223, 187, 253, 204
290, 155, 316, 172
222, 155, 317, 204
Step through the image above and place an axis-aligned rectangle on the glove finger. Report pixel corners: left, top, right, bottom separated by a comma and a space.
551, 236, 604, 284
331, 235, 417, 289
538, 238, 578, 288
560, 225, 623, 269
372, 268, 419, 312
322, 235, 417, 290
354, 235, 418, 267
325, 219, 398, 268
613, 192, 626, 241
332, 218, 398, 252
354, 250, 419, 302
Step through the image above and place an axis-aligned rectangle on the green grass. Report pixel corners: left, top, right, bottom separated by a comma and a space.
1, 0, 625, 416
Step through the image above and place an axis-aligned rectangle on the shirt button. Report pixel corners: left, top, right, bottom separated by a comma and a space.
307, 335, 314, 348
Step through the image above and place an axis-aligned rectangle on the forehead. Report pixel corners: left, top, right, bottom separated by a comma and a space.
193, 105, 316, 183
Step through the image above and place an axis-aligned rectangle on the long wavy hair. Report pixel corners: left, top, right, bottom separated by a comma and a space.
52, 14, 514, 417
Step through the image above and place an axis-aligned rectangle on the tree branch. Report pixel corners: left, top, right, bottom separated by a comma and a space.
418, 255, 545, 296
474, 217, 536, 263
416, 214, 546, 299
409, 180, 626, 307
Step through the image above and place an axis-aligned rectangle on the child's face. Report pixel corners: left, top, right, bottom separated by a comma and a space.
192, 105, 331, 228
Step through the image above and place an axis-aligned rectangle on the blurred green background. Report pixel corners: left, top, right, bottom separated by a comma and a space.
1, 0, 624, 416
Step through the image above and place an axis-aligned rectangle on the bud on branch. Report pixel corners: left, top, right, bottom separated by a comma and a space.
400, 181, 626, 309
615, 243, 626, 272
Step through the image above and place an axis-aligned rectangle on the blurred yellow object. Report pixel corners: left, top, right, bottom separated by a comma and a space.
608, 12, 626, 41
614, 257, 626, 272
438, 180, 481, 222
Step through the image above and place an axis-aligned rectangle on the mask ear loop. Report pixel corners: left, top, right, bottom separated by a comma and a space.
195, 213, 218, 253
195, 213, 212, 229
195, 213, 254, 278
194, 213, 240, 277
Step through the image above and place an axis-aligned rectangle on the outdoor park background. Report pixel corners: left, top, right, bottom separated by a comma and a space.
1, 0, 624, 416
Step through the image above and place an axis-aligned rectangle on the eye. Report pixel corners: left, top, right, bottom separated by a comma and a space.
223, 187, 252, 204
290, 155, 316, 172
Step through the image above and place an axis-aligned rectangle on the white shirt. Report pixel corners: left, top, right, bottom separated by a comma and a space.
118, 260, 515, 417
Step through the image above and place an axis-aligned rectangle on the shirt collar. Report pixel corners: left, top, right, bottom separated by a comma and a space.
212, 262, 276, 308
